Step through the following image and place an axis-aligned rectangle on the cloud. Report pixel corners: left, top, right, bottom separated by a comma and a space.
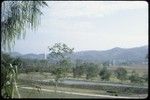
13, 1, 148, 54
46, 1, 147, 18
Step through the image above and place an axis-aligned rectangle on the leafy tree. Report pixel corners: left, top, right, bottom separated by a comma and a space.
102, 61, 110, 67
114, 67, 127, 82
1, 53, 22, 98
85, 63, 99, 80
142, 74, 148, 82
48, 43, 74, 92
99, 67, 111, 81
73, 64, 85, 78
73, 60, 86, 78
129, 70, 144, 83
1, 1, 48, 98
1, 1, 48, 50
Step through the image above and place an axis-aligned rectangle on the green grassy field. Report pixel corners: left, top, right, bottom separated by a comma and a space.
14, 84, 148, 98
14, 88, 101, 98
18, 64, 148, 85
108, 64, 148, 75
16, 64, 148, 98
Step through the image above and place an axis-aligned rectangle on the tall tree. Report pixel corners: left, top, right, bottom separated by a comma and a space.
1, 53, 22, 98
129, 70, 144, 83
1, 1, 48, 50
73, 64, 86, 78
114, 67, 127, 82
48, 43, 74, 93
1, 1, 48, 98
85, 63, 99, 80
99, 66, 111, 81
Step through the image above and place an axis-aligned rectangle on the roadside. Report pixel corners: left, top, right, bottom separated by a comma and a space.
18, 86, 147, 99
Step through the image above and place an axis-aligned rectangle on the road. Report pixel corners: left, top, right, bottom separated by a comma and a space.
40, 79, 148, 88
19, 86, 146, 99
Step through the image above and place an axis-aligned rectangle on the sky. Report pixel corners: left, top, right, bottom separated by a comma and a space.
12, 1, 148, 54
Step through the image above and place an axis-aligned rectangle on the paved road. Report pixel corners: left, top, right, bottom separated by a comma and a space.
19, 86, 146, 99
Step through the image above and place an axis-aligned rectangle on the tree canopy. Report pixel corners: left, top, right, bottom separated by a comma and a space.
114, 67, 127, 81
1, 1, 48, 98
1, 1, 48, 51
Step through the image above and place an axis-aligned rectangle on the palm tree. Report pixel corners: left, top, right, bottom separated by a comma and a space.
1, 1, 48, 98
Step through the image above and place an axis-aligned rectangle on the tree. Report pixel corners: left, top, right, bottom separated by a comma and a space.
142, 74, 148, 82
73, 60, 86, 78
129, 70, 143, 83
1, 1, 48, 98
73, 64, 86, 78
1, 1, 48, 50
102, 61, 110, 67
99, 67, 111, 81
48, 43, 74, 93
114, 67, 127, 82
85, 63, 99, 80
1, 53, 22, 98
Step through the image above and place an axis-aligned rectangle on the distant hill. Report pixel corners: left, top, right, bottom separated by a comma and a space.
9, 45, 148, 64
9, 52, 22, 57
71, 45, 148, 64
9, 52, 45, 60
22, 53, 45, 60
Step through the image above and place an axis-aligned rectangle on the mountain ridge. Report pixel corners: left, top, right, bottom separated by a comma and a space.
8, 45, 148, 64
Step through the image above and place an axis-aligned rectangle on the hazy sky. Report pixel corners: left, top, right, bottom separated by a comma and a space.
12, 1, 148, 54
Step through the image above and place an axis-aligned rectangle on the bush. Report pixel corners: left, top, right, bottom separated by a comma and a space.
99, 67, 111, 81
114, 67, 127, 81
129, 71, 144, 84
85, 63, 99, 80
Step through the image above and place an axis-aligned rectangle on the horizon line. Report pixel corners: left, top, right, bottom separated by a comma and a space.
8, 44, 148, 55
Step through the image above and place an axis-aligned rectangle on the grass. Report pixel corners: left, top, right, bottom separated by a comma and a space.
108, 65, 148, 75
18, 70, 148, 86
16, 64, 148, 98
15, 83, 148, 98
19, 64, 148, 82
19, 84, 107, 95
14, 87, 103, 98
17, 79, 148, 97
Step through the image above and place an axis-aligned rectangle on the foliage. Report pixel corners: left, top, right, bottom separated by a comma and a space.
1, 1, 48, 98
20, 58, 49, 73
99, 67, 111, 81
85, 63, 99, 80
114, 67, 127, 81
48, 43, 74, 61
73, 61, 86, 78
51, 59, 72, 79
142, 74, 148, 82
73, 66, 84, 78
102, 61, 110, 67
1, 1, 48, 51
1, 53, 22, 98
48, 43, 74, 92
129, 70, 144, 83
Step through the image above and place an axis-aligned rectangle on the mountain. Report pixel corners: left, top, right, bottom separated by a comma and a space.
9, 52, 22, 57
9, 53, 45, 60
72, 45, 148, 64
9, 45, 148, 64
21, 53, 45, 60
